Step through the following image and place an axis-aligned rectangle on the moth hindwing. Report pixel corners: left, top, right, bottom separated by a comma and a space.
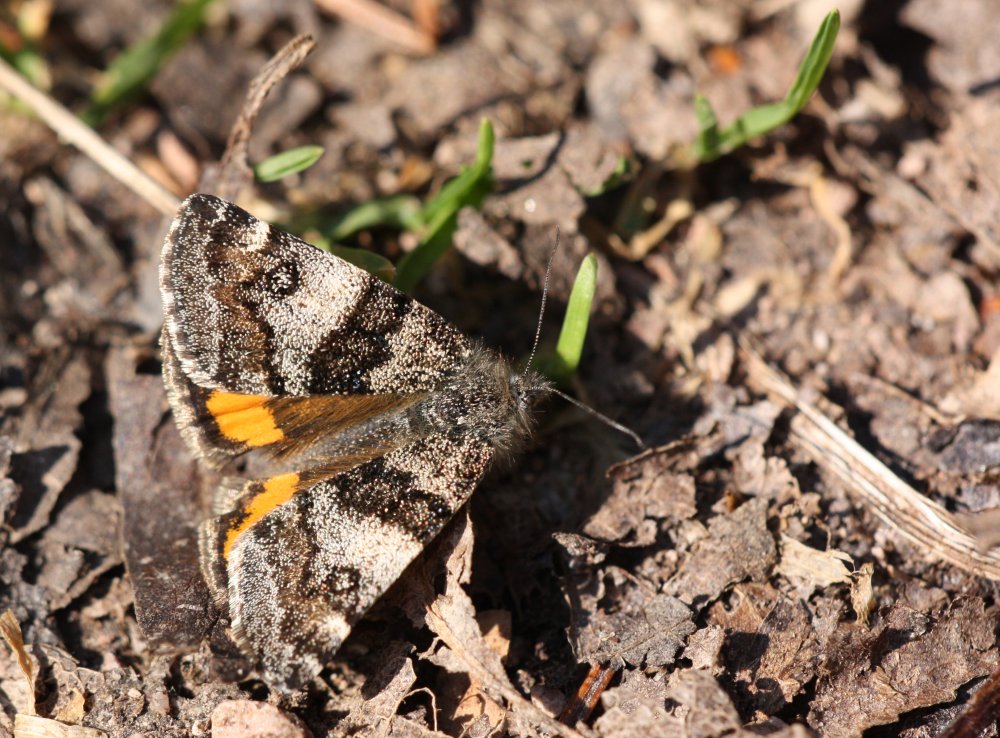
160, 193, 549, 690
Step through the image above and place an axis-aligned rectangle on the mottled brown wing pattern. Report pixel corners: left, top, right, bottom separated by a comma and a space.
163, 334, 422, 468
161, 193, 544, 692
161, 193, 471, 399
202, 433, 494, 690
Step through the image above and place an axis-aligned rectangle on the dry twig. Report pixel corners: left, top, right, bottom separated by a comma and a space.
205, 34, 317, 201
742, 343, 1000, 581
314, 0, 436, 55
558, 664, 617, 726
0, 57, 179, 216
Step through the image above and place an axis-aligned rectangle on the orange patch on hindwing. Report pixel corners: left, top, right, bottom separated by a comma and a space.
206, 391, 284, 446
224, 472, 300, 559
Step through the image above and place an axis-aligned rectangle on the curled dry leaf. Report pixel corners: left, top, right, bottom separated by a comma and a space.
776, 535, 853, 595
1, 612, 107, 737
0, 610, 36, 715
849, 562, 876, 626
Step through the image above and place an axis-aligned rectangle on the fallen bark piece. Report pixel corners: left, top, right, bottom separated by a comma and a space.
810, 597, 998, 737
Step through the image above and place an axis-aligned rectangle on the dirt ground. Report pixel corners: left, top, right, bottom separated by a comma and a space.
3, 1, 1000, 736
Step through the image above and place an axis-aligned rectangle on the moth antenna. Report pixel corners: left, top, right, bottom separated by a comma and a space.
551, 388, 646, 450
523, 231, 643, 449
524, 227, 559, 376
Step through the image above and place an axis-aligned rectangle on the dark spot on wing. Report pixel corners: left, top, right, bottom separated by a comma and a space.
263, 259, 300, 297
304, 280, 413, 394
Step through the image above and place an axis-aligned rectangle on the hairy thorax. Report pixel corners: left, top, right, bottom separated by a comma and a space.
411, 345, 549, 456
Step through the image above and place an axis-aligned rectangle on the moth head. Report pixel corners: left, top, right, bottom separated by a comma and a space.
509, 369, 550, 414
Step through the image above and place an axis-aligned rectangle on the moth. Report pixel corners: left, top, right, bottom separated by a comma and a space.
160, 193, 550, 690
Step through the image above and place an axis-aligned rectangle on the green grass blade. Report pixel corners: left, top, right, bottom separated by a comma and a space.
693, 94, 721, 161
253, 145, 325, 182
727, 101, 789, 140
84, 0, 214, 125
0, 43, 49, 89
418, 117, 494, 226
538, 252, 597, 382
694, 9, 840, 162
582, 155, 630, 197
784, 9, 841, 111
328, 195, 423, 241
393, 118, 495, 292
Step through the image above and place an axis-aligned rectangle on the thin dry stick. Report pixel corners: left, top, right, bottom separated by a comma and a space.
0, 57, 180, 216
558, 663, 616, 726
402, 687, 439, 733
742, 344, 1000, 581
314, 0, 436, 55
218, 35, 316, 177
206, 33, 317, 201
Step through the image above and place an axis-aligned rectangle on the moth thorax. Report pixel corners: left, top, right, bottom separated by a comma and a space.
430, 346, 547, 453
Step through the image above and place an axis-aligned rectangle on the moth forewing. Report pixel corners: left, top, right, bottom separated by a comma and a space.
161, 193, 549, 689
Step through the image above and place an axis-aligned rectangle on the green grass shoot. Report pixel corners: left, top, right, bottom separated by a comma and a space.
320, 118, 495, 292
254, 145, 325, 182
692, 9, 840, 162
84, 0, 214, 126
392, 118, 495, 292
534, 252, 598, 382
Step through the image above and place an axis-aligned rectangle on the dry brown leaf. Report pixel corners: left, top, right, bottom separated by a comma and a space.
810, 598, 998, 737
940, 345, 1000, 419
582, 590, 695, 670
0, 611, 35, 715
593, 670, 669, 738
210, 700, 310, 738
587, 441, 699, 545
667, 497, 776, 610
7, 352, 89, 544
419, 512, 585, 738
2, 613, 107, 737
849, 562, 876, 626
708, 585, 818, 715
776, 535, 854, 594
13, 715, 105, 738
338, 642, 422, 737
446, 611, 511, 736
